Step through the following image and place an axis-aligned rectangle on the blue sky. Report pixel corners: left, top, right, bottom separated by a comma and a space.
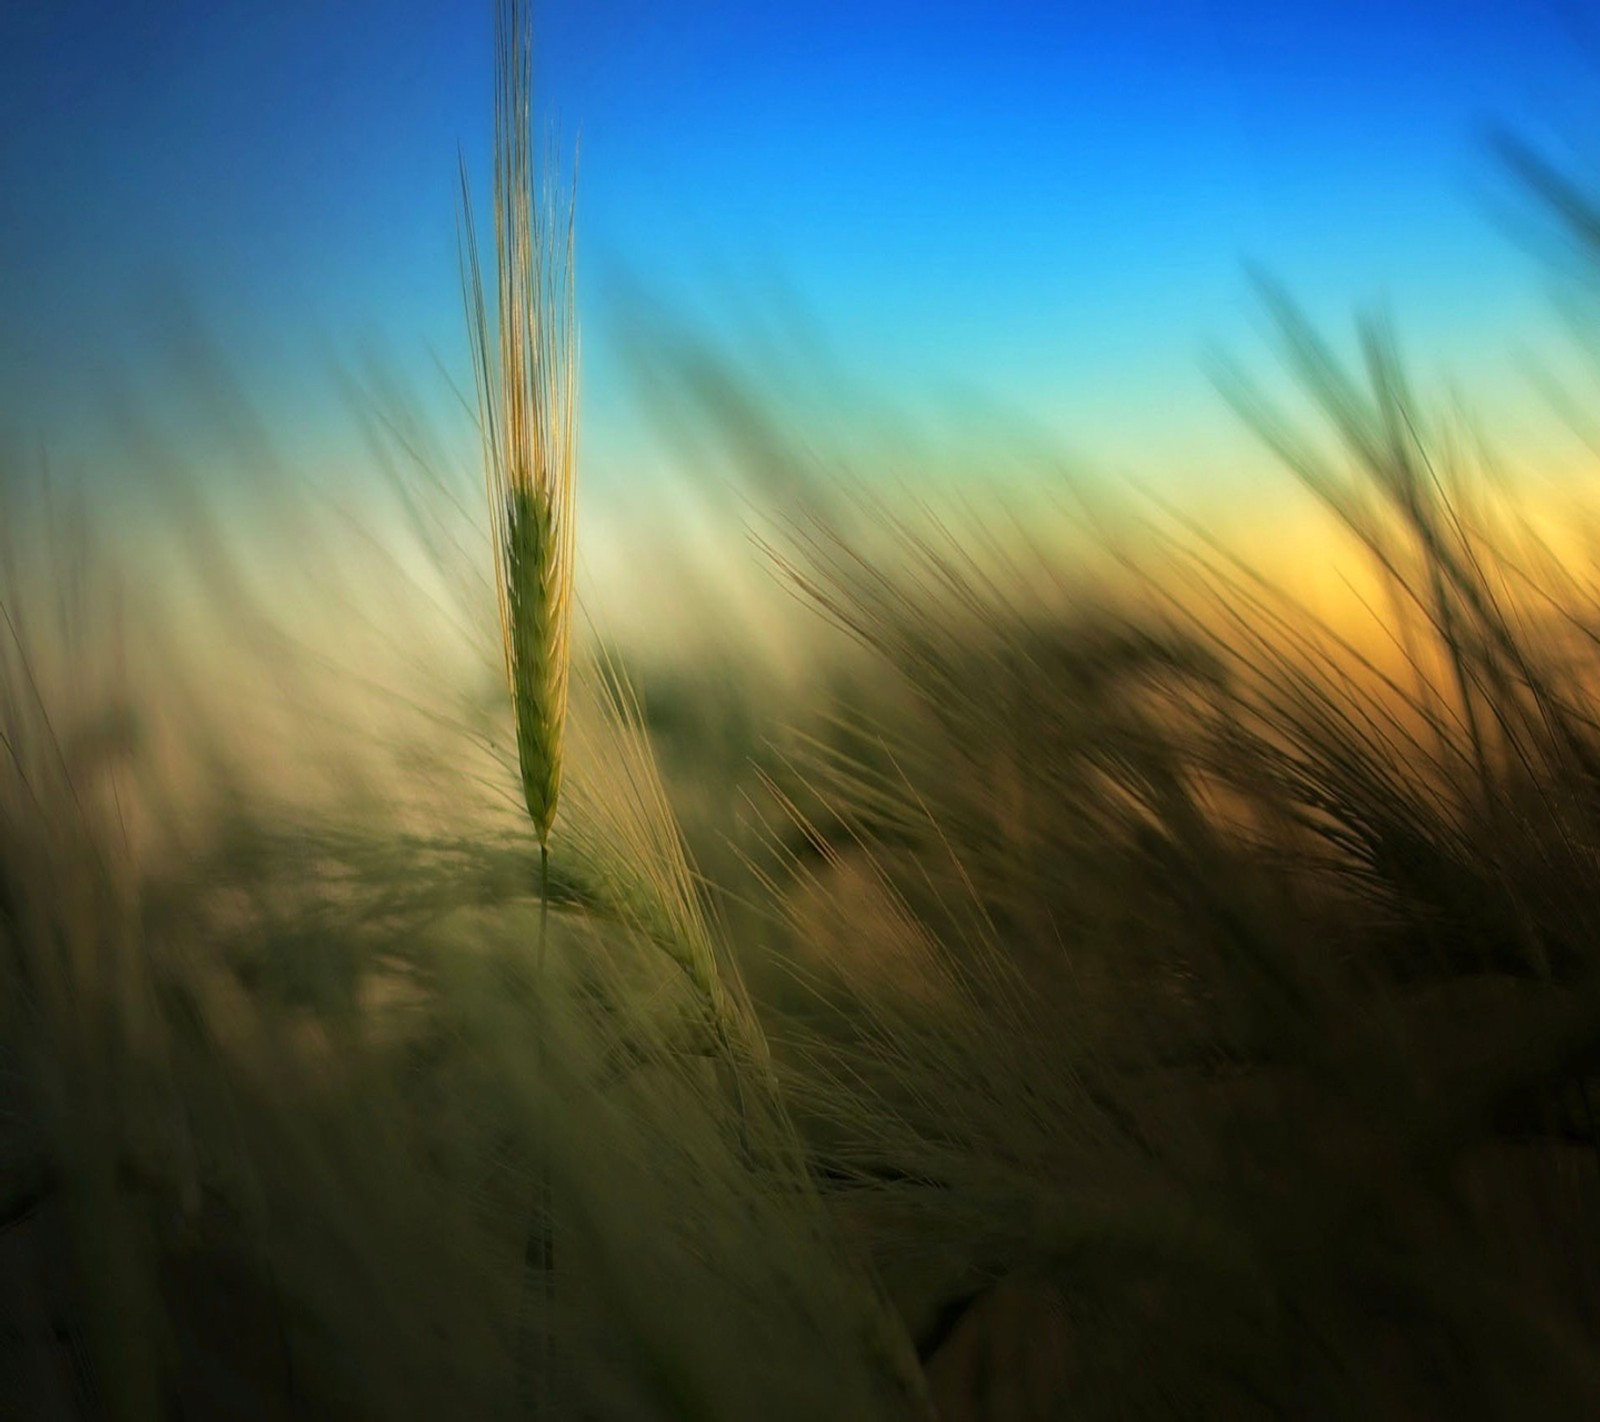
4, 0, 1599, 512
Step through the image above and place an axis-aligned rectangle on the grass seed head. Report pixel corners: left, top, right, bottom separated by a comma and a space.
461, 0, 578, 848
507, 482, 569, 842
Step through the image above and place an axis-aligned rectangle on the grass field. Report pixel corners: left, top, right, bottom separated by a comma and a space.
10, 10, 1600, 1421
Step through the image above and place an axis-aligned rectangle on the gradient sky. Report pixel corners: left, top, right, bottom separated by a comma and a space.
4, 0, 1600, 518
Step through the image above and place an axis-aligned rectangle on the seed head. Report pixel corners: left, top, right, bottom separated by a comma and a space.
460, 0, 578, 846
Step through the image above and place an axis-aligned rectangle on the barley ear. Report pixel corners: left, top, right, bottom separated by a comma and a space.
459, 0, 579, 849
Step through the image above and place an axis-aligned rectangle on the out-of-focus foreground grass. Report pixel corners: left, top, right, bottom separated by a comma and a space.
12, 149, 1600, 1422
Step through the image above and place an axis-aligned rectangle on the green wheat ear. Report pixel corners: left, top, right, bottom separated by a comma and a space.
460, 0, 578, 851
506, 482, 569, 844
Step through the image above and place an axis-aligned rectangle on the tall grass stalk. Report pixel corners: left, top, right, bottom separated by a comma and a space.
459, 0, 576, 1408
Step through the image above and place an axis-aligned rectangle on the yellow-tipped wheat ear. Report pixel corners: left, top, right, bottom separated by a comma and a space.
460, 0, 578, 850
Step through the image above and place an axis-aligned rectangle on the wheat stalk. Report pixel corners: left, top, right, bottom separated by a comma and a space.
458, 3, 576, 1410
460, 0, 578, 852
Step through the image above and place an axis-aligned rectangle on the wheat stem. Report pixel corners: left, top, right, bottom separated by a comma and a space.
459, 0, 575, 1409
